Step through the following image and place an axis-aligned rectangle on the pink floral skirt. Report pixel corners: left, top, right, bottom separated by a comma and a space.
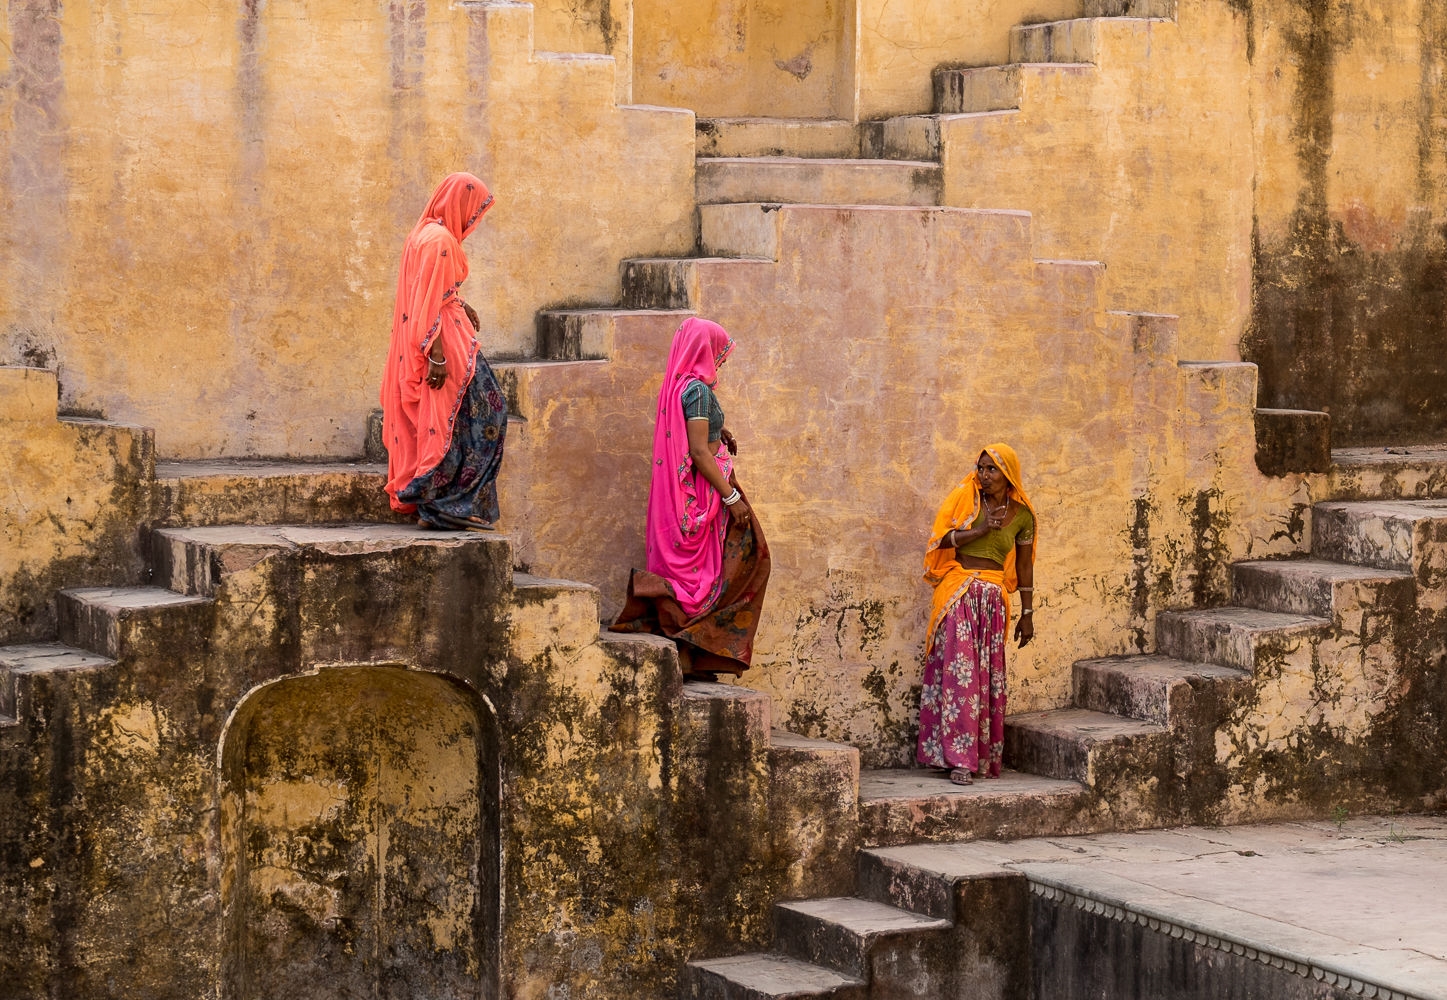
915, 576, 1008, 778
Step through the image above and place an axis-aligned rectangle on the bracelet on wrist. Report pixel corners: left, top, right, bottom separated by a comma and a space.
721, 489, 742, 506
1019, 608, 1033, 616
430, 355, 446, 366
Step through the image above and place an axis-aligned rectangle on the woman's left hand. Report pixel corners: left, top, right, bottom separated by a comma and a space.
1014, 614, 1034, 647
720, 427, 738, 456
463, 301, 480, 333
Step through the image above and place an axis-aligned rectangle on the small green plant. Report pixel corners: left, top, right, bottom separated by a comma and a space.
1330, 805, 1349, 830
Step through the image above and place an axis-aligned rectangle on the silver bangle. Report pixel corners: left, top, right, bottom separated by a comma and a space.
1019, 609, 1034, 616
429, 355, 446, 365
721, 489, 741, 506
1017, 586, 1034, 592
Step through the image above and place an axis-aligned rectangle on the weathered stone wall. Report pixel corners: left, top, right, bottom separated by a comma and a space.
632, 0, 851, 119
505, 204, 1312, 767
938, 1, 1257, 362
1238, 0, 1447, 444
0, 367, 152, 645
0, 0, 693, 459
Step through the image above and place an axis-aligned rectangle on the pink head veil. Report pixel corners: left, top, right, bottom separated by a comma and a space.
644, 317, 735, 614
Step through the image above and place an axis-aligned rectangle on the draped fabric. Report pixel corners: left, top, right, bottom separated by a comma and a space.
610, 317, 770, 674
381, 173, 495, 512
916, 572, 1009, 777
922, 442, 1038, 655
643, 317, 735, 616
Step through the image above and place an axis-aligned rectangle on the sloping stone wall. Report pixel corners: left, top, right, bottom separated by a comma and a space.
0, 1, 693, 458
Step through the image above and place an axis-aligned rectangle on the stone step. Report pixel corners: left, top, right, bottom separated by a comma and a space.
1072, 654, 1250, 727
0, 643, 116, 728
533, 306, 696, 361
857, 843, 1021, 922
510, 574, 604, 661
857, 768, 1091, 848
685, 953, 866, 1000
860, 116, 941, 163
696, 118, 867, 159
1082, 0, 1177, 17
1312, 499, 1447, 573
56, 586, 212, 660
1010, 19, 1102, 64
1327, 444, 1447, 501
773, 897, 953, 989
932, 63, 1093, 115
152, 460, 392, 528
151, 523, 506, 597
1231, 558, 1416, 618
768, 732, 861, 900
1003, 708, 1169, 783
696, 157, 943, 208
1155, 606, 1329, 672
620, 257, 775, 310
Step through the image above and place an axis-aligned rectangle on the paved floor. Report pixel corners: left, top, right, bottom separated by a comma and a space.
872, 813, 1447, 999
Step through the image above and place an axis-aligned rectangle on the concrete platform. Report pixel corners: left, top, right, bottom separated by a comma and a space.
876, 815, 1447, 999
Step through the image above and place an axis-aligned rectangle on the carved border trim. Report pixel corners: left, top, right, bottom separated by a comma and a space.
1030, 881, 1422, 1000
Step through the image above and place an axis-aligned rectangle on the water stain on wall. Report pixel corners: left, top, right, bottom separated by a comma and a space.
1240, 0, 1447, 445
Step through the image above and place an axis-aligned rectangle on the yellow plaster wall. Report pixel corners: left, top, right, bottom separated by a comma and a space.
504, 204, 1314, 764
1248, 0, 1447, 252
939, 2, 1256, 363
632, 0, 849, 118
854, 0, 1077, 119
0, 1, 693, 459
0, 367, 152, 643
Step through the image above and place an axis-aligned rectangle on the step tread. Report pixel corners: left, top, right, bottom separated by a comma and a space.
155, 459, 385, 480
697, 156, 939, 169
1020, 14, 1168, 27
0, 642, 116, 673
939, 61, 1096, 74
690, 953, 865, 995
1157, 605, 1329, 632
1232, 558, 1415, 584
858, 766, 1084, 802
1332, 444, 1447, 469
1316, 498, 1447, 518
1005, 707, 1168, 739
61, 586, 211, 610
157, 523, 504, 548
1074, 653, 1249, 683
777, 897, 951, 933
513, 573, 601, 594
770, 731, 857, 753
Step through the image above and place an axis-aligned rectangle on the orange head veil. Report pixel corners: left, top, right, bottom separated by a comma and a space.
924, 441, 1038, 601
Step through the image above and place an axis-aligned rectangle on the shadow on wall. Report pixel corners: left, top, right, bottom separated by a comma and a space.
218, 666, 500, 1000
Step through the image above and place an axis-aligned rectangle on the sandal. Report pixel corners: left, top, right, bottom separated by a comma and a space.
949, 768, 974, 786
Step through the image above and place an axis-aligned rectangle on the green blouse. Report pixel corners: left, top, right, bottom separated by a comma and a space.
954, 504, 1034, 565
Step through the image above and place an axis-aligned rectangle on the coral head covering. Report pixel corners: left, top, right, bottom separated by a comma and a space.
381, 173, 495, 511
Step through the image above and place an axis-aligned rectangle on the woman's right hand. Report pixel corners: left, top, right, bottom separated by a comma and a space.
426, 357, 447, 389
728, 497, 753, 524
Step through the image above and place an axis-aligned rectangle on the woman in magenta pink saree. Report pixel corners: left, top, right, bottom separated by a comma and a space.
609, 318, 771, 681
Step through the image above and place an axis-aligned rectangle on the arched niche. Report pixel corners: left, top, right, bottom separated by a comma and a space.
219, 665, 499, 1000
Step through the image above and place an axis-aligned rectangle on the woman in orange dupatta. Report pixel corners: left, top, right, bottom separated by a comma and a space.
917, 443, 1037, 785
380, 172, 507, 529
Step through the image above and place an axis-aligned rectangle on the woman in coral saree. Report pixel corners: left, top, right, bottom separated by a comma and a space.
380, 172, 507, 530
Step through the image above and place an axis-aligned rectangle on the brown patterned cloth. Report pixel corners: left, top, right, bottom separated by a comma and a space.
609, 485, 771, 675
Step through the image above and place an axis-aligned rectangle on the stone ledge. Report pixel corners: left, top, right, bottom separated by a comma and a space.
1028, 879, 1429, 1000
1255, 408, 1332, 476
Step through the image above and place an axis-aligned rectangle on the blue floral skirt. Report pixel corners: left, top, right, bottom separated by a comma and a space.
397, 352, 507, 528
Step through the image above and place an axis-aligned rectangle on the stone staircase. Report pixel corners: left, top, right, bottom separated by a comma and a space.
679, 447, 1447, 1000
